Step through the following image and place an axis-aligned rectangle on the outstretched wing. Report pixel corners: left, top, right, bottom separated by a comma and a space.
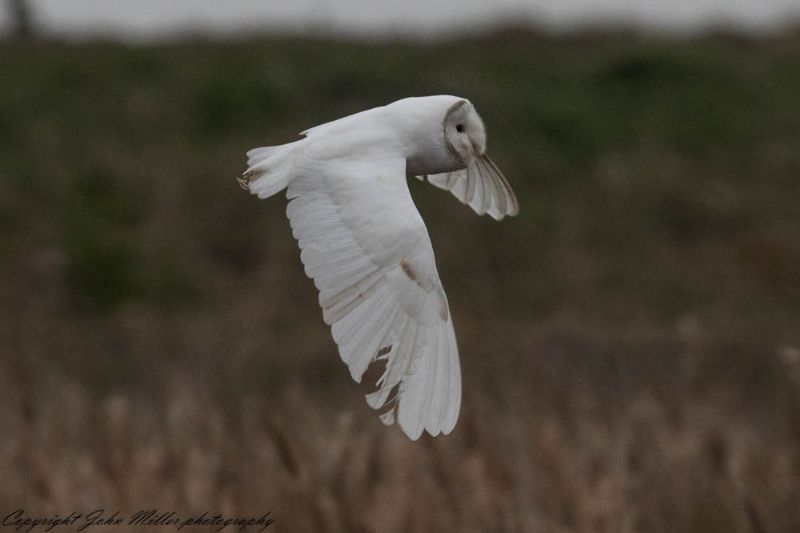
417, 154, 519, 220
286, 150, 461, 440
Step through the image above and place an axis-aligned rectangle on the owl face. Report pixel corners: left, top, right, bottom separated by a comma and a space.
442, 100, 487, 166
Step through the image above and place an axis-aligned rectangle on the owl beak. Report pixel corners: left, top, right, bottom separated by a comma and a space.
469, 139, 483, 158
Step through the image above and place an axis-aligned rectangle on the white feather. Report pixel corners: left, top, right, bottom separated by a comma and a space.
240, 95, 516, 439
424, 155, 519, 220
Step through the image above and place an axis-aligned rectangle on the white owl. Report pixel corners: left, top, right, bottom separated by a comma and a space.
239, 95, 518, 440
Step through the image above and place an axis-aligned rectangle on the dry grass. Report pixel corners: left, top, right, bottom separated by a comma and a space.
1, 318, 799, 532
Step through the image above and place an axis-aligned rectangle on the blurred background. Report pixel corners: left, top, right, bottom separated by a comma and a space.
1, 1, 799, 532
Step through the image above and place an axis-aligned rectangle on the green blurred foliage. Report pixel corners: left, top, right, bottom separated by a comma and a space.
0, 30, 798, 321
58, 167, 140, 309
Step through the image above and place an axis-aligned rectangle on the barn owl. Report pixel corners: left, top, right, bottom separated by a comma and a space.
239, 95, 518, 440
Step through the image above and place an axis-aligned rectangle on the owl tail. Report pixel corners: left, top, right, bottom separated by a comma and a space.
239, 140, 302, 199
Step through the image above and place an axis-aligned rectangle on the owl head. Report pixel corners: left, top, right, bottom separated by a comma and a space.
442, 99, 487, 165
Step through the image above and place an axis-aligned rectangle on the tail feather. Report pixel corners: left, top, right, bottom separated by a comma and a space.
239, 141, 300, 199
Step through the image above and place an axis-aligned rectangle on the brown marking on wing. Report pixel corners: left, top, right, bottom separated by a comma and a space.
400, 258, 416, 281
401, 258, 449, 321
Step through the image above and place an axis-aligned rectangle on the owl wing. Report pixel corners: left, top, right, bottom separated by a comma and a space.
286, 149, 461, 440
417, 154, 519, 220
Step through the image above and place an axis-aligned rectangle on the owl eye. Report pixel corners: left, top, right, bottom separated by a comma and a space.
456, 124, 465, 133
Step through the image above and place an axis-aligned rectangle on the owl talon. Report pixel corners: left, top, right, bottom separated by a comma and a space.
238, 170, 256, 191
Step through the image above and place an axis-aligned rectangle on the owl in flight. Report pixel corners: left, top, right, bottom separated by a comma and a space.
239, 95, 518, 440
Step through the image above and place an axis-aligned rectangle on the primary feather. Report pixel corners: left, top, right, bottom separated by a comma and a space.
239, 95, 517, 439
